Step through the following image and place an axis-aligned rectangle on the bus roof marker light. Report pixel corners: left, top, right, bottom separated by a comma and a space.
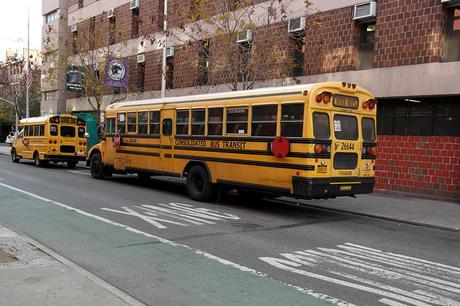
347, 83, 352, 88
303, 90, 308, 96
352, 84, 356, 89
368, 99, 376, 110
342, 82, 346, 87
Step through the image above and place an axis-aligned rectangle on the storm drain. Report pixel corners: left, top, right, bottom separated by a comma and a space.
0, 247, 17, 263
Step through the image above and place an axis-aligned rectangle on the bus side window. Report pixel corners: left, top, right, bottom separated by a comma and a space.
313, 112, 330, 139
149, 111, 160, 135
138, 111, 148, 134
252, 105, 277, 136
281, 103, 304, 137
106, 118, 115, 134
208, 108, 223, 136
127, 112, 137, 133
117, 113, 126, 134
176, 110, 189, 135
191, 109, 205, 135
162, 119, 172, 136
39, 125, 45, 136
227, 106, 248, 134
50, 125, 58, 136
78, 127, 85, 138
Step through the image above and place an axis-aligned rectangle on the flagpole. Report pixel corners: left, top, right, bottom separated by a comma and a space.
26, 7, 30, 118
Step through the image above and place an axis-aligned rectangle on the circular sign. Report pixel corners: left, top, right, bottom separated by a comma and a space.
271, 136, 289, 158
113, 134, 121, 148
107, 59, 126, 81
23, 139, 29, 147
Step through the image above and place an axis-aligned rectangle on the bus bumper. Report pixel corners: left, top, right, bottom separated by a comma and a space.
44, 155, 86, 162
292, 176, 375, 199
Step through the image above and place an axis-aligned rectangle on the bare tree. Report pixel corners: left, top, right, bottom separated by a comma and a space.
164, 0, 318, 91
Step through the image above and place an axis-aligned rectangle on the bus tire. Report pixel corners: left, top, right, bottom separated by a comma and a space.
186, 165, 215, 202
11, 149, 20, 163
67, 161, 77, 169
137, 172, 151, 184
90, 152, 106, 179
33, 152, 44, 167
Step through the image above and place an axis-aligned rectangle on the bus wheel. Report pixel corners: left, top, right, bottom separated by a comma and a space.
67, 161, 77, 169
90, 152, 106, 179
137, 172, 151, 184
11, 149, 20, 163
33, 152, 43, 167
186, 165, 215, 202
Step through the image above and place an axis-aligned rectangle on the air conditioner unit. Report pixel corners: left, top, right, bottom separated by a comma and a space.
130, 0, 139, 10
288, 17, 306, 33
107, 8, 114, 19
71, 24, 78, 32
236, 30, 252, 43
353, 1, 377, 22
166, 47, 174, 57
441, 0, 460, 6
137, 53, 145, 63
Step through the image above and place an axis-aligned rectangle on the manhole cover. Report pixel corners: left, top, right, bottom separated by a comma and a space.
0, 247, 17, 263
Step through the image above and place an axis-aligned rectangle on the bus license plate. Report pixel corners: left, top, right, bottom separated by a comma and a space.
340, 185, 352, 191
317, 165, 327, 173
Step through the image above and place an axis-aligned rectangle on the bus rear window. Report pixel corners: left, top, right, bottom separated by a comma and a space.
362, 118, 376, 141
78, 127, 85, 138
281, 103, 304, 137
334, 115, 358, 140
313, 112, 330, 139
61, 126, 75, 137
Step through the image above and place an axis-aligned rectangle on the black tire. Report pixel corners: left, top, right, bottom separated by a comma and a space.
67, 161, 77, 169
90, 152, 106, 179
137, 172, 151, 183
33, 152, 43, 167
186, 165, 215, 202
11, 148, 20, 163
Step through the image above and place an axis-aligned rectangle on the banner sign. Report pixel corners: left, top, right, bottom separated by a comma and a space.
105, 58, 128, 89
66, 68, 85, 93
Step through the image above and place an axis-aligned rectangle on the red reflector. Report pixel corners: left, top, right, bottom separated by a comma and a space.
316, 94, 323, 103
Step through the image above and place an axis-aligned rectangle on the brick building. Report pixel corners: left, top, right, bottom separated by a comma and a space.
41, 0, 460, 200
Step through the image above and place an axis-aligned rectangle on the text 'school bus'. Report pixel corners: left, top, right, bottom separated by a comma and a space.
88, 82, 377, 202
11, 114, 88, 168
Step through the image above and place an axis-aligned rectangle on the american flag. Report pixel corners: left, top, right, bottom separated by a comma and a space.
26, 66, 33, 89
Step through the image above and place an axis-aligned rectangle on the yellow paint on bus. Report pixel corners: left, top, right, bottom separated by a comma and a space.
88, 82, 377, 201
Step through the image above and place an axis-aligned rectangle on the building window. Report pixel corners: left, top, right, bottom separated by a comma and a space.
44, 91, 57, 101
109, 17, 116, 45
176, 110, 189, 135
290, 33, 305, 77
358, 23, 375, 70
252, 105, 277, 136
377, 97, 460, 136
137, 62, 145, 92
166, 57, 174, 89
281, 103, 304, 137
191, 109, 205, 135
226, 107, 248, 134
89, 17, 96, 49
132, 8, 140, 39
207, 108, 223, 136
149, 111, 161, 134
78, 0, 84, 9
46, 10, 58, 23
444, 8, 460, 61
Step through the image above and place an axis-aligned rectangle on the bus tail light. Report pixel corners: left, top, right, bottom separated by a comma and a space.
316, 92, 332, 104
314, 144, 322, 154
48, 140, 52, 144
83, 141, 86, 146
79, 141, 82, 146
316, 94, 323, 103
53, 140, 57, 144
315, 144, 331, 154
363, 146, 377, 156
363, 101, 368, 109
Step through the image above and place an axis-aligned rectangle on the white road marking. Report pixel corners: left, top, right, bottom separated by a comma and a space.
260, 243, 460, 305
65, 170, 91, 175
102, 203, 240, 229
0, 182, 348, 305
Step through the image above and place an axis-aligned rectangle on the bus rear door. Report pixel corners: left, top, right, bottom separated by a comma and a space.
160, 108, 175, 172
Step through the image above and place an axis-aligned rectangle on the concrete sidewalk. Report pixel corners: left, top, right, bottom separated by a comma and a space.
0, 223, 141, 305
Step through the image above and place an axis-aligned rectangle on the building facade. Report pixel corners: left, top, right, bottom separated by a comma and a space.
41, 0, 460, 200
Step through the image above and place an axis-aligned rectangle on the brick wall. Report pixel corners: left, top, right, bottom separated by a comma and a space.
374, 0, 445, 68
143, 50, 163, 91
304, 7, 359, 75
375, 135, 460, 200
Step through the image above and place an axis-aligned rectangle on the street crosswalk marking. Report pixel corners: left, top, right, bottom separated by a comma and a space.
101, 203, 240, 229
260, 243, 460, 305
65, 169, 91, 175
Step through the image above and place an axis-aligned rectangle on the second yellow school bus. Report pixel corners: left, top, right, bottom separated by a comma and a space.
88, 82, 377, 201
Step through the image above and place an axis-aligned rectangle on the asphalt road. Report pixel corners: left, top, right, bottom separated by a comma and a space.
0, 154, 459, 306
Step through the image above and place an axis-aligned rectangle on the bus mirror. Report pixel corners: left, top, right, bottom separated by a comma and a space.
84, 132, 90, 139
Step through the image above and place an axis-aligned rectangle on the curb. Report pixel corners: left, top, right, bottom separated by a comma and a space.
270, 199, 460, 233
0, 221, 145, 306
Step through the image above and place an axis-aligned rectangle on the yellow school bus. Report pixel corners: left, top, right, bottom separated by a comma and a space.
88, 82, 377, 201
11, 114, 88, 168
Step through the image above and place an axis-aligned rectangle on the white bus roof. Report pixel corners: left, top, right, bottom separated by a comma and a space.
109, 83, 324, 109
19, 115, 54, 124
